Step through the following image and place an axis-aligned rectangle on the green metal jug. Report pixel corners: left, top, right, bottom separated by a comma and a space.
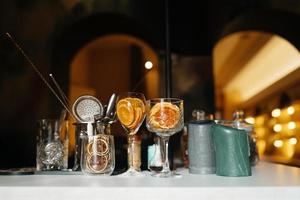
212, 123, 251, 177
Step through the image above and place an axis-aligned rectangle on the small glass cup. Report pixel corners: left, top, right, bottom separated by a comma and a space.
36, 119, 69, 171
148, 136, 163, 172
81, 134, 115, 175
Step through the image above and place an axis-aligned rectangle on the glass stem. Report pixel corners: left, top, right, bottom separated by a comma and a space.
160, 136, 170, 173
128, 135, 137, 171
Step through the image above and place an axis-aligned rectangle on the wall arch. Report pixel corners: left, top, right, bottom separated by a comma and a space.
217, 9, 300, 50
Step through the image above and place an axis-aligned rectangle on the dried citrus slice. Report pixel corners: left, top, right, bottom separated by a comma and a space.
149, 102, 180, 129
128, 107, 143, 130
87, 154, 108, 173
130, 98, 146, 113
117, 99, 135, 126
87, 137, 109, 156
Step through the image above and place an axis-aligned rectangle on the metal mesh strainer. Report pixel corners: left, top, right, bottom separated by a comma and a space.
72, 95, 104, 123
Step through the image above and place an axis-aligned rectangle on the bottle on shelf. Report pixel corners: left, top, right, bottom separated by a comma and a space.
233, 110, 259, 166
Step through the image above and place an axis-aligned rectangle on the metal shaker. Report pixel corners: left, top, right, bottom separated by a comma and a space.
188, 120, 215, 174
212, 123, 251, 177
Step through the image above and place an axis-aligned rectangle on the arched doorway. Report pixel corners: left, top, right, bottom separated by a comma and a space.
213, 9, 300, 166
69, 34, 159, 107
50, 13, 161, 116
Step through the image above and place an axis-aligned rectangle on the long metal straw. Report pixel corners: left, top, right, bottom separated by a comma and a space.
49, 73, 70, 109
5, 32, 75, 119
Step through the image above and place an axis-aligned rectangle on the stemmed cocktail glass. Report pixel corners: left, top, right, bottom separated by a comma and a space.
116, 92, 146, 175
146, 98, 184, 178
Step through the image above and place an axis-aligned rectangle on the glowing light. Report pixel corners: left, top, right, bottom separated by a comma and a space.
255, 116, 265, 126
255, 127, 266, 138
273, 124, 282, 132
274, 140, 283, 148
245, 117, 255, 124
289, 138, 297, 145
287, 106, 295, 115
257, 140, 266, 157
271, 108, 281, 117
145, 61, 153, 69
288, 121, 296, 130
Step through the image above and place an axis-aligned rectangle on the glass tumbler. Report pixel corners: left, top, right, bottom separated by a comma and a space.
81, 134, 115, 175
36, 119, 69, 171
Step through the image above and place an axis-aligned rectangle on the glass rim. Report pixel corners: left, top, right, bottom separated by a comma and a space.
147, 98, 183, 103
118, 92, 145, 96
117, 92, 146, 101
81, 134, 114, 139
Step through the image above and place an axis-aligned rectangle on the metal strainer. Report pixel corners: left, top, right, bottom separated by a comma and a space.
72, 95, 104, 123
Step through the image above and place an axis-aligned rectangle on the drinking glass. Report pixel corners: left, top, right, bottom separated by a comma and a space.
116, 92, 146, 175
36, 119, 69, 171
146, 98, 184, 177
81, 134, 115, 176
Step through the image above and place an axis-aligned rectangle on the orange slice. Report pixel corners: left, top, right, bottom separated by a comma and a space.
128, 107, 143, 130
87, 138, 109, 156
131, 98, 146, 113
149, 102, 180, 129
87, 154, 109, 173
117, 99, 135, 126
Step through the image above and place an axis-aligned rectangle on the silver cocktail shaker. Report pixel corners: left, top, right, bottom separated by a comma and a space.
188, 119, 215, 174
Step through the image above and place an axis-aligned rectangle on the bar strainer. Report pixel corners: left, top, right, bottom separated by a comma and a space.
72, 95, 104, 123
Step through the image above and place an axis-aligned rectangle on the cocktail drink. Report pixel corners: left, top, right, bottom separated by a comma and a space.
116, 92, 146, 175
146, 98, 184, 177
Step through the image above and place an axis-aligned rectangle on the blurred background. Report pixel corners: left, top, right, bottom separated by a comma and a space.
1, 0, 300, 169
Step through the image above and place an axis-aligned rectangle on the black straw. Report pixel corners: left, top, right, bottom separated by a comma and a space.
165, 0, 172, 98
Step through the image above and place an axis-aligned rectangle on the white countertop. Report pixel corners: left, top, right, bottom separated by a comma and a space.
0, 162, 300, 200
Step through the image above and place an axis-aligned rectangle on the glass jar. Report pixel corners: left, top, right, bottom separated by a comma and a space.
81, 134, 115, 175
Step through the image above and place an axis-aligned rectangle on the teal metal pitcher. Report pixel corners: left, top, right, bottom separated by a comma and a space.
212, 123, 251, 177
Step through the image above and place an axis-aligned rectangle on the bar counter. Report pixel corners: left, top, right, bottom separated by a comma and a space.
0, 162, 299, 200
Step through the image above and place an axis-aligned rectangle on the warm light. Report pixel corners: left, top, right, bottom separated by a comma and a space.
274, 140, 283, 148
145, 61, 153, 69
288, 121, 296, 130
255, 127, 266, 138
273, 124, 282, 132
255, 116, 265, 126
219, 34, 300, 102
271, 108, 281, 117
257, 140, 266, 157
287, 106, 295, 115
289, 138, 297, 145
245, 117, 255, 124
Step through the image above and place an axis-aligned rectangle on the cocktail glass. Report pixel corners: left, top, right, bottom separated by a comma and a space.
116, 92, 146, 175
146, 98, 184, 178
